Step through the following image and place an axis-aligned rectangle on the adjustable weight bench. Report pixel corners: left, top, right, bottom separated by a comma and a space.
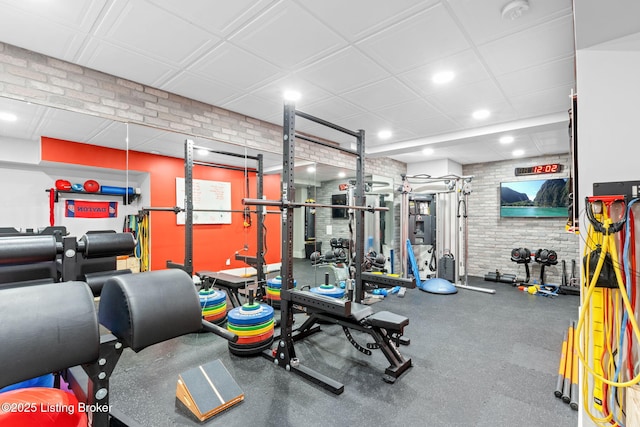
285, 290, 411, 388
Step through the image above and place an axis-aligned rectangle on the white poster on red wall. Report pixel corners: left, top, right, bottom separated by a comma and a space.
176, 177, 231, 225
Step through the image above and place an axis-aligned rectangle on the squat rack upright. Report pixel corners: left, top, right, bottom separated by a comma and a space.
243, 101, 408, 393
145, 139, 266, 284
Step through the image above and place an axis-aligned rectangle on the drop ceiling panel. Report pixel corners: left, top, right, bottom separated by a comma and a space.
372, 99, 442, 124
297, 0, 433, 42
426, 79, 508, 116
79, 39, 176, 87
94, 1, 219, 66
221, 94, 282, 124
341, 78, 418, 111
302, 97, 366, 124
231, 2, 347, 69
478, 15, 575, 75
0, 7, 86, 61
147, 0, 274, 36
296, 47, 391, 94
251, 77, 332, 111
447, 0, 573, 45
187, 43, 284, 91
398, 49, 492, 97
392, 115, 463, 138
356, 4, 470, 74
162, 72, 239, 107
509, 84, 574, 117
496, 56, 575, 97
447, 100, 519, 129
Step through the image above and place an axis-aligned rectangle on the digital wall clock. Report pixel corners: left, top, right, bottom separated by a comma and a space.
514, 163, 563, 176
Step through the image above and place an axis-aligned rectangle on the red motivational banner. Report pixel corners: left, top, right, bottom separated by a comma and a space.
65, 200, 118, 218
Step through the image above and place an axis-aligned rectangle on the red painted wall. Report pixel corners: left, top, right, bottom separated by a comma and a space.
42, 137, 282, 272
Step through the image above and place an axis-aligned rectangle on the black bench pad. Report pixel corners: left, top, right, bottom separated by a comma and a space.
366, 311, 408, 332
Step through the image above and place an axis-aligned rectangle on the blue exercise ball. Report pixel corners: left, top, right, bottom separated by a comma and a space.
419, 278, 458, 295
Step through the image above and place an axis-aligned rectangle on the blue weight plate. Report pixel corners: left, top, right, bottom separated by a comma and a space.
200, 297, 226, 308
227, 303, 274, 326
310, 286, 345, 299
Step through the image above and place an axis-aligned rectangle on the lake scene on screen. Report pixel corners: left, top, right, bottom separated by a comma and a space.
500, 178, 569, 218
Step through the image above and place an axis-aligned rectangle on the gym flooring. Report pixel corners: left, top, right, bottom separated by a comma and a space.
109, 259, 579, 426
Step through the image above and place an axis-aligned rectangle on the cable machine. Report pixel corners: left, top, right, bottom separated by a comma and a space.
400, 174, 495, 294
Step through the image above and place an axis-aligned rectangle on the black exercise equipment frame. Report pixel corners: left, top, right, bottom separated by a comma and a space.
167, 140, 265, 288
251, 101, 409, 394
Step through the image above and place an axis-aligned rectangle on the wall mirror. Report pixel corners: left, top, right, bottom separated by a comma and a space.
0, 96, 397, 291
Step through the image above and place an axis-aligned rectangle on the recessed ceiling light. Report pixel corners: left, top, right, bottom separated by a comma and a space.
307, 166, 316, 173
283, 90, 301, 101
197, 148, 209, 156
338, 171, 346, 178
432, 71, 455, 84
472, 109, 490, 120
422, 147, 434, 155
512, 149, 525, 157
0, 112, 17, 122
499, 135, 514, 144
378, 130, 392, 139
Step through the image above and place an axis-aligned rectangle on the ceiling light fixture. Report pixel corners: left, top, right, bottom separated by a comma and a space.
283, 90, 301, 102
0, 112, 17, 122
338, 171, 346, 178
501, 0, 530, 20
378, 130, 392, 139
472, 109, 490, 120
197, 148, 209, 156
422, 147, 434, 155
512, 149, 525, 157
499, 135, 514, 144
432, 71, 455, 84
307, 166, 316, 173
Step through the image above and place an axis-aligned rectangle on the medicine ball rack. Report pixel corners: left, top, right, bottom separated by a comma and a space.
244, 101, 413, 394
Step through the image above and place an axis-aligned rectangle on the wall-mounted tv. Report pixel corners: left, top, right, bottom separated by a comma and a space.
500, 178, 569, 218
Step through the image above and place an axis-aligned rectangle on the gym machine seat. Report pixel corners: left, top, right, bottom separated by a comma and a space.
0, 269, 237, 427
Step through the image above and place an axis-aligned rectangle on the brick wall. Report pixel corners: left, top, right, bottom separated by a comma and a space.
463, 154, 580, 284
0, 42, 365, 171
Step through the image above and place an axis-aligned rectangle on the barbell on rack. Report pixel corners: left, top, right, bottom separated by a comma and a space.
242, 198, 389, 212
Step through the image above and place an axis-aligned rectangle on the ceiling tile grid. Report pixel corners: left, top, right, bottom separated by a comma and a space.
0, 0, 582, 166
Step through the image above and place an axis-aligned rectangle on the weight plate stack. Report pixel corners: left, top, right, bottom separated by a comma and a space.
227, 303, 275, 356
265, 276, 296, 308
198, 289, 227, 325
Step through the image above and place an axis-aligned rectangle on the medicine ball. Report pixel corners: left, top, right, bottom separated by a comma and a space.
84, 179, 100, 192
55, 179, 72, 191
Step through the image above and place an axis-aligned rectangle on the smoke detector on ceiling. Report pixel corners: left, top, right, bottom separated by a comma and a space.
501, 0, 530, 20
